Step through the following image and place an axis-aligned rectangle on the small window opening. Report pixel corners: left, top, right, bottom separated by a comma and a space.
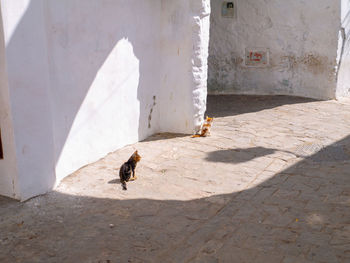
227, 2, 234, 9
0, 128, 3, 159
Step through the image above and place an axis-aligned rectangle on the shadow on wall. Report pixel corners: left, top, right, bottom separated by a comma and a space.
0, 136, 349, 262
5, 0, 161, 187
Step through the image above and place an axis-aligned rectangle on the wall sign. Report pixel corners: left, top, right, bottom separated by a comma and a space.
245, 48, 270, 67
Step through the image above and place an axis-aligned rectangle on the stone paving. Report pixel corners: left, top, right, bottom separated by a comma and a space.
1, 95, 350, 263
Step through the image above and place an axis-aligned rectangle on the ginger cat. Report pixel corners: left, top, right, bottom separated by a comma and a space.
192, 116, 213, 138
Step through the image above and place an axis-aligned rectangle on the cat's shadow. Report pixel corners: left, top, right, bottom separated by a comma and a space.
108, 179, 121, 185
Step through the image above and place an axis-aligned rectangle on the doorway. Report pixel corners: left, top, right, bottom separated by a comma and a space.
0, 128, 3, 159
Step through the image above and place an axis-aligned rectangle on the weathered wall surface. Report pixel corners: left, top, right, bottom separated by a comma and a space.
0, 4, 19, 199
0, 0, 210, 200
191, 0, 211, 131
159, 0, 210, 133
337, 0, 350, 98
208, 0, 340, 99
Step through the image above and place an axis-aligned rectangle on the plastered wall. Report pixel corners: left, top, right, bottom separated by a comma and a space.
208, 0, 340, 99
337, 0, 350, 98
159, 0, 210, 133
0, 4, 19, 199
0, 0, 210, 200
46, 0, 163, 183
1, 0, 55, 201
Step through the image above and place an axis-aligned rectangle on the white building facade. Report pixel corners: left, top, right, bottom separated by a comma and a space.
0, 0, 210, 200
208, 0, 350, 100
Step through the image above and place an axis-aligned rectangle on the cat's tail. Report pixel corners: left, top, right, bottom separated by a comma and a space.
191, 134, 201, 138
121, 181, 127, 190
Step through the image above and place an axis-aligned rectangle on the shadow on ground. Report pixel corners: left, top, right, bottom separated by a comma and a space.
205, 143, 350, 164
107, 179, 120, 185
1, 133, 349, 262
205, 147, 276, 164
206, 95, 318, 118
142, 133, 190, 142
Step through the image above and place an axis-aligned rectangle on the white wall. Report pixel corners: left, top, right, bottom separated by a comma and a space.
337, 0, 350, 98
0, 3, 19, 200
160, 0, 210, 133
1, 0, 55, 201
45, 0, 162, 182
0, 0, 210, 200
208, 0, 340, 99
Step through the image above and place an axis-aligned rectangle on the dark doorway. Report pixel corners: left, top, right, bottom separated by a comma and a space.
0, 128, 3, 159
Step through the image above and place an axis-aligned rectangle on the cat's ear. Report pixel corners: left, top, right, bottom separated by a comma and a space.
134, 150, 138, 154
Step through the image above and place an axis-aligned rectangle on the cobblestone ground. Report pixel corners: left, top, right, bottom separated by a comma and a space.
1, 95, 350, 263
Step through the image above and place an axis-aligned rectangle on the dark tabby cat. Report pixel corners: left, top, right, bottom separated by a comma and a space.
119, 150, 141, 190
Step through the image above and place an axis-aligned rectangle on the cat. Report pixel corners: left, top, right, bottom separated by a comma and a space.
119, 150, 141, 190
192, 116, 214, 138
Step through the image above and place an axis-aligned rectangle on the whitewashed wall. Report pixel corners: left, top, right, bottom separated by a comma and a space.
1, 0, 56, 201
337, 0, 350, 98
0, 0, 210, 200
208, 0, 340, 99
0, 5, 19, 199
160, 0, 210, 133
46, 0, 162, 183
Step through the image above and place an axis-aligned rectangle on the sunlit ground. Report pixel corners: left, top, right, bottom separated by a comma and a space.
1, 95, 350, 262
